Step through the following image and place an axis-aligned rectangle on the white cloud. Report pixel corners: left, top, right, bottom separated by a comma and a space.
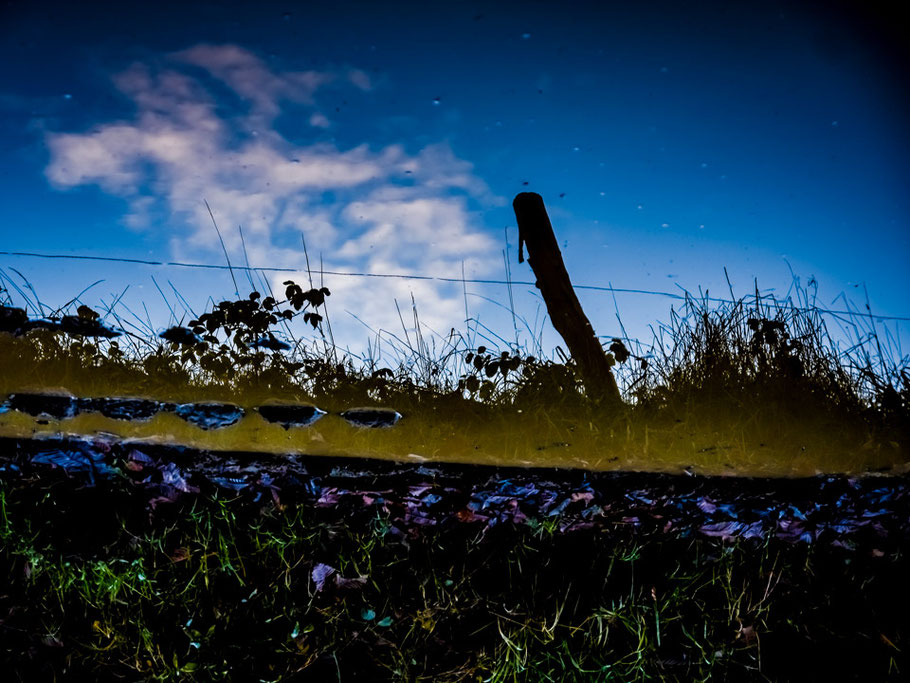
44, 44, 501, 350
308, 112, 331, 128
46, 126, 145, 192
347, 69, 373, 91
174, 44, 331, 120
340, 195, 492, 266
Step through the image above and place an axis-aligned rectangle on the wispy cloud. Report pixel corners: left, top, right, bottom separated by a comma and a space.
44, 44, 501, 348
176, 44, 332, 118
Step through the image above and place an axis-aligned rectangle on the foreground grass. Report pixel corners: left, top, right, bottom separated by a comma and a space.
1, 477, 906, 682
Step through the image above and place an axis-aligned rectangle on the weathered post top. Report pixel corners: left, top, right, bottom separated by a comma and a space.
512, 192, 621, 405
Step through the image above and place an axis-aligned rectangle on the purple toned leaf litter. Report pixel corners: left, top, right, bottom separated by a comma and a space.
160, 462, 198, 493
697, 497, 717, 514
700, 521, 764, 542
311, 563, 367, 592
311, 563, 335, 592
211, 476, 250, 491
3, 437, 908, 550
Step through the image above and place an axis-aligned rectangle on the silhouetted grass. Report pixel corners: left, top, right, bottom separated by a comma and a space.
0, 271, 905, 473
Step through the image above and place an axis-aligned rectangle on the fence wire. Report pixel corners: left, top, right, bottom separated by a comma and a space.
1, 249, 908, 322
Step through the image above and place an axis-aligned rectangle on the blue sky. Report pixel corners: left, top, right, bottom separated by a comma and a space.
1, 0, 907, 358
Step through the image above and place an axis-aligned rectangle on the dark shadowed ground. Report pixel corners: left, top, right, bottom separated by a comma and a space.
1, 436, 908, 681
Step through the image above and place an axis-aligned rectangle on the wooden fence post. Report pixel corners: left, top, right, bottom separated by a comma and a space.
512, 192, 621, 404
